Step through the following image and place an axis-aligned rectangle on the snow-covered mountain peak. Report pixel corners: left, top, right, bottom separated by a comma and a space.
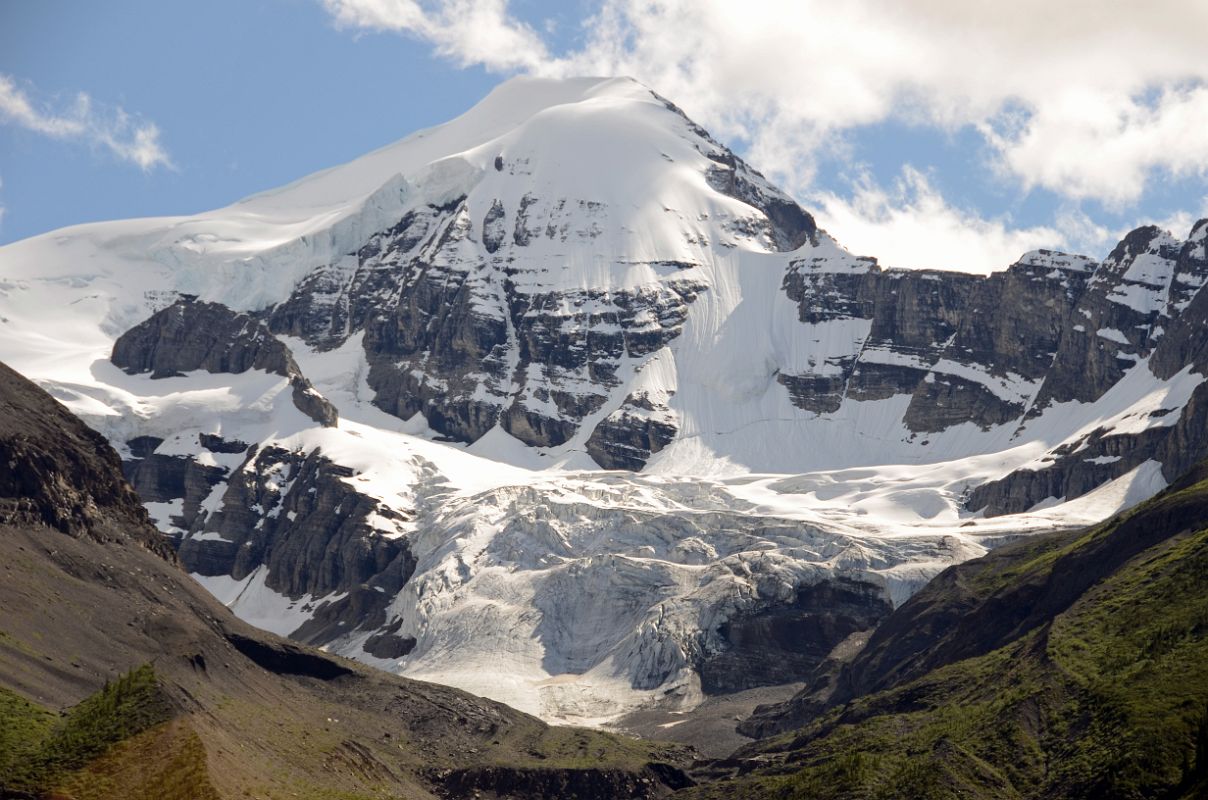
216, 71, 810, 272
5, 77, 1208, 728
0, 75, 813, 325
228, 76, 655, 218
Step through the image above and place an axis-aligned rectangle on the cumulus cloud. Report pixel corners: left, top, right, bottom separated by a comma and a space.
1153, 196, 1208, 242
320, 0, 1208, 266
983, 84, 1208, 207
811, 168, 1068, 275
322, 0, 550, 72
322, 0, 1208, 199
0, 74, 171, 171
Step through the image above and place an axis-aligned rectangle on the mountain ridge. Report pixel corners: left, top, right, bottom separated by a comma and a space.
2, 74, 1206, 727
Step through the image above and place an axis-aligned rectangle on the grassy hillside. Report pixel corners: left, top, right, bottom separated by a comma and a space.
687, 470, 1208, 800
0, 664, 213, 798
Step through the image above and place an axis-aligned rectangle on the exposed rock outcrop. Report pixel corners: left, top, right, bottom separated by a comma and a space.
112, 297, 293, 377
264, 190, 707, 456
121, 438, 228, 537
777, 222, 1208, 515
112, 298, 338, 427
698, 578, 891, 694
586, 391, 678, 470
0, 362, 171, 557
967, 220, 1208, 514
779, 250, 1092, 431
178, 445, 416, 643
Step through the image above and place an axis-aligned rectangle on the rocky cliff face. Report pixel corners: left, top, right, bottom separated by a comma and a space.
262, 175, 713, 458
0, 362, 172, 557
779, 252, 1075, 428
698, 578, 891, 694
968, 221, 1208, 514
113, 298, 339, 427
178, 444, 417, 648
121, 434, 228, 541
776, 221, 1208, 515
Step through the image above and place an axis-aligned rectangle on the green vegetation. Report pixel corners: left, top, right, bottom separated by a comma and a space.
496, 723, 683, 770
0, 684, 56, 785
54, 719, 220, 800
0, 663, 186, 797
684, 474, 1208, 800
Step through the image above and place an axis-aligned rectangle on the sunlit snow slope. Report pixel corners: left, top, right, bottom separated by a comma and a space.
2, 76, 1207, 726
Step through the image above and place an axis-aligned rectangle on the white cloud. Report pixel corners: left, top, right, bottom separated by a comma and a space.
0, 74, 171, 171
984, 84, 1208, 206
810, 168, 1066, 275
321, 0, 549, 72
811, 172, 1207, 275
1154, 196, 1208, 242
551, 1, 1208, 207
320, 0, 1208, 265
322, 0, 1208, 204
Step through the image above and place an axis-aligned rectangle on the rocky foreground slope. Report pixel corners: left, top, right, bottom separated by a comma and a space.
0, 360, 691, 799
0, 75, 1205, 725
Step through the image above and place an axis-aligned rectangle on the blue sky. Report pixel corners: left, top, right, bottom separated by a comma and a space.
2, 0, 1207, 273
0, 0, 500, 240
